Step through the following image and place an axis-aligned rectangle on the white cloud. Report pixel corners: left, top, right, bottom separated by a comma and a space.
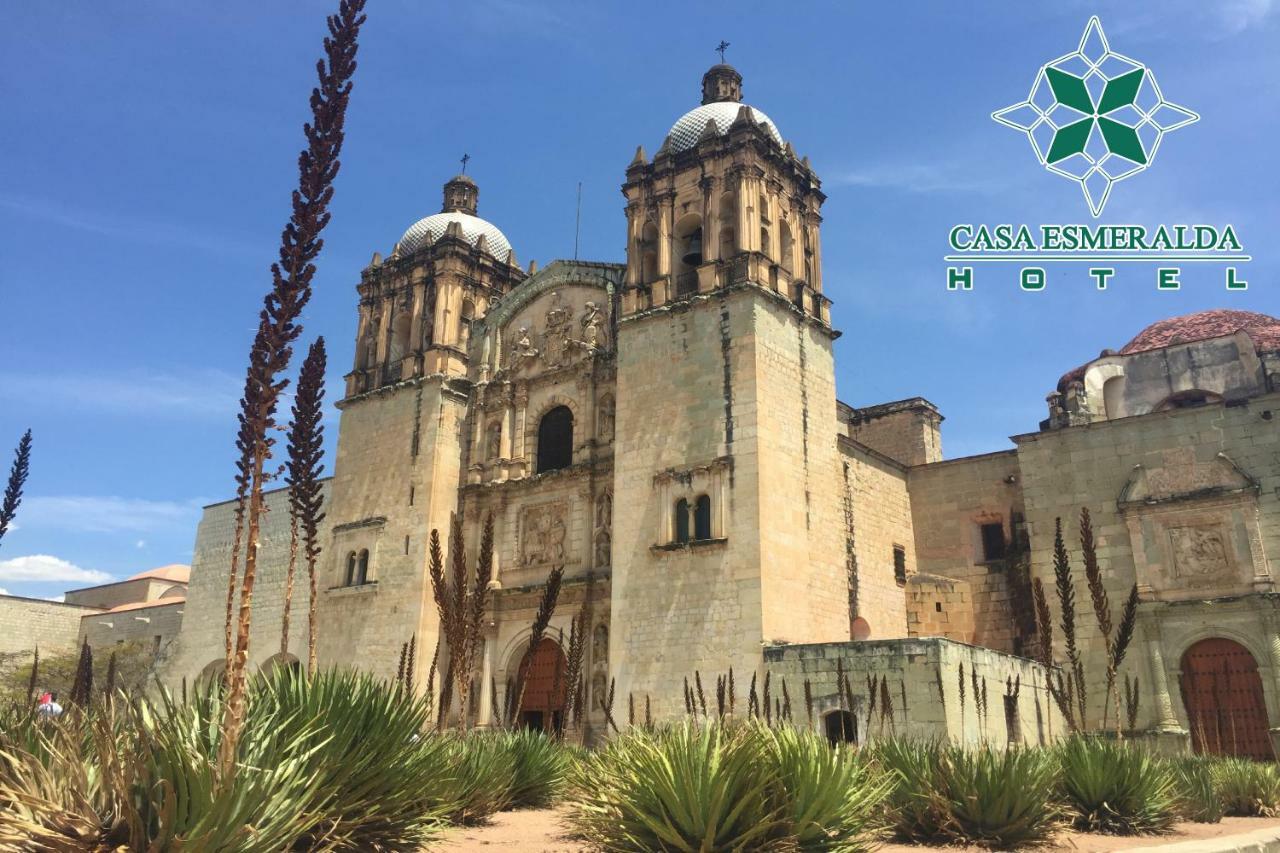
0, 555, 113, 585
18, 495, 203, 535
0, 587, 8, 596
135, 540, 147, 549
0, 368, 241, 420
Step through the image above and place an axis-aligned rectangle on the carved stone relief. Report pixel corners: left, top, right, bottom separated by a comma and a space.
594, 491, 612, 567
520, 501, 569, 568
592, 623, 608, 663
1169, 525, 1232, 580
504, 290, 612, 373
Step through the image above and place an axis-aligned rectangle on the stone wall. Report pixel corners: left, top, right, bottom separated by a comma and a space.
764, 638, 1064, 746
907, 450, 1025, 653
0, 595, 101, 661
839, 437, 913, 639
80, 601, 184, 654
905, 574, 976, 642
844, 398, 943, 467
163, 482, 327, 687
65, 578, 179, 610
1014, 390, 1280, 734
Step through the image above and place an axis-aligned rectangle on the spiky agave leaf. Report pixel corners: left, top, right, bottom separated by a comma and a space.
1058, 736, 1178, 834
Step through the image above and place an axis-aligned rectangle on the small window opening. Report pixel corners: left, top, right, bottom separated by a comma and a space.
536, 406, 574, 473
694, 495, 712, 540
893, 545, 907, 585
935, 601, 943, 613
823, 710, 857, 746
674, 498, 690, 544
408, 485, 415, 506
980, 522, 1007, 562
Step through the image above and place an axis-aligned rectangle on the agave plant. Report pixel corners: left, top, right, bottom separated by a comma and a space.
566, 720, 786, 851
871, 738, 948, 843
247, 667, 455, 849
1057, 736, 1178, 834
443, 730, 518, 824
496, 727, 573, 808
933, 745, 1061, 847
1212, 757, 1280, 817
1167, 756, 1223, 823
759, 722, 890, 851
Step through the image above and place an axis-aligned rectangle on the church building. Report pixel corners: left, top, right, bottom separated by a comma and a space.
161, 62, 1280, 756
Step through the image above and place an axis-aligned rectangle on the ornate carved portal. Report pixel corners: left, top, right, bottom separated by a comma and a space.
505, 291, 611, 373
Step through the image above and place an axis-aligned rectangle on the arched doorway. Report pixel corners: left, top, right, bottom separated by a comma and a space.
823, 710, 857, 746
1180, 638, 1274, 760
516, 638, 567, 733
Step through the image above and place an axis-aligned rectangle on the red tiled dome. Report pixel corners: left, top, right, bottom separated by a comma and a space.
1059, 309, 1280, 390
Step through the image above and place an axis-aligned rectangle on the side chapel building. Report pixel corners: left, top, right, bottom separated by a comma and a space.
163, 63, 1280, 755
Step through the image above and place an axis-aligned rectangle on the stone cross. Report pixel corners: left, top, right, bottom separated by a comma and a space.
716, 40, 730, 63
460, 152, 470, 174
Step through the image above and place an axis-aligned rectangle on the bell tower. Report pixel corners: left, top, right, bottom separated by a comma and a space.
610, 62, 848, 711
319, 173, 523, 685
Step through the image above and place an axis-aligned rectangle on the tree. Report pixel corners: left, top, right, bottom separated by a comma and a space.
282, 337, 327, 671
218, 0, 367, 781
0, 429, 32, 548
1, 641, 158, 710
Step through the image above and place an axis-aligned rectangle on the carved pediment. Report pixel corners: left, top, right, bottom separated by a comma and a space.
1118, 452, 1257, 507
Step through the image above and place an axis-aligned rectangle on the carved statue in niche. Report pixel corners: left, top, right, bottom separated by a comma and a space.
592, 623, 608, 664
590, 671, 607, 712
595, 491, 612, 532
594, 530, 611, 566
1170, 526, 1231, 579
485, 422, 502, 461
521, 503, 568, 567
580, 301, 607, 351
596, 396, 615, 442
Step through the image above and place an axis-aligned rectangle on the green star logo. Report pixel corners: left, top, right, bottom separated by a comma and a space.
993, 17, 1198, 217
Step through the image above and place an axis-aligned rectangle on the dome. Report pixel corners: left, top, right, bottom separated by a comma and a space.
1118, 309, 1280, 355
1058, 309, 1280, 389
663, 101, 783, 155
397, 210, 513, 261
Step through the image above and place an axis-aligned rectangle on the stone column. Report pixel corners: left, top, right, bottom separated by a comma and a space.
657, 195, 673, 278
375, 298, 393, 369
409, 277, 427, 357
1263, 608, 1280, 756
1141, 615, 1189, 754
477, 633, 495, 727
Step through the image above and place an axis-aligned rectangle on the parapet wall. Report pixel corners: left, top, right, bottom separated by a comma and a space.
763, 637, 1065, 746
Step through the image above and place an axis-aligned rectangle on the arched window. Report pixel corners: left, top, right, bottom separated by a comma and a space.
355, 549, 369, 585
388, 308, 412, 366
536, 406, 574, 473
694, 495, 712, 540
640, 221, 659, 283
674, 498, 690, 544
344, 551, 357, 586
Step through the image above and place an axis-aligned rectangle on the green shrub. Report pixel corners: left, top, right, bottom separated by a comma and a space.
1212, 758, 1280, 817
566, 720, 786, 851
933, 745, 1062, 848
759, 722, 891, 851
1167, 757, 1223, 823
1058, 736, 1178, 834
872, 738, 948, 843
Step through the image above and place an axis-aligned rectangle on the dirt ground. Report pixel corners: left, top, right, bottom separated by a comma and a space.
435, 811, 1280, 851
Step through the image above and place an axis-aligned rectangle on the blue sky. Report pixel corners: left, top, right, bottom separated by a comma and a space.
1, 1, 1276, 600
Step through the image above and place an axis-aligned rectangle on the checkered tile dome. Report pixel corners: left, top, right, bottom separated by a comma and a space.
397, 210, 512, 261
663, 101, 783, 155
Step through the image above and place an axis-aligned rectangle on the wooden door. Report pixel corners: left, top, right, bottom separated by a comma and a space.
517, 638, 567, 733
1180, 638, 1274, 760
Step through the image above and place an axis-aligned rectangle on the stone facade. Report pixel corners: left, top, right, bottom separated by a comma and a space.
150, 59, 1278, 755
